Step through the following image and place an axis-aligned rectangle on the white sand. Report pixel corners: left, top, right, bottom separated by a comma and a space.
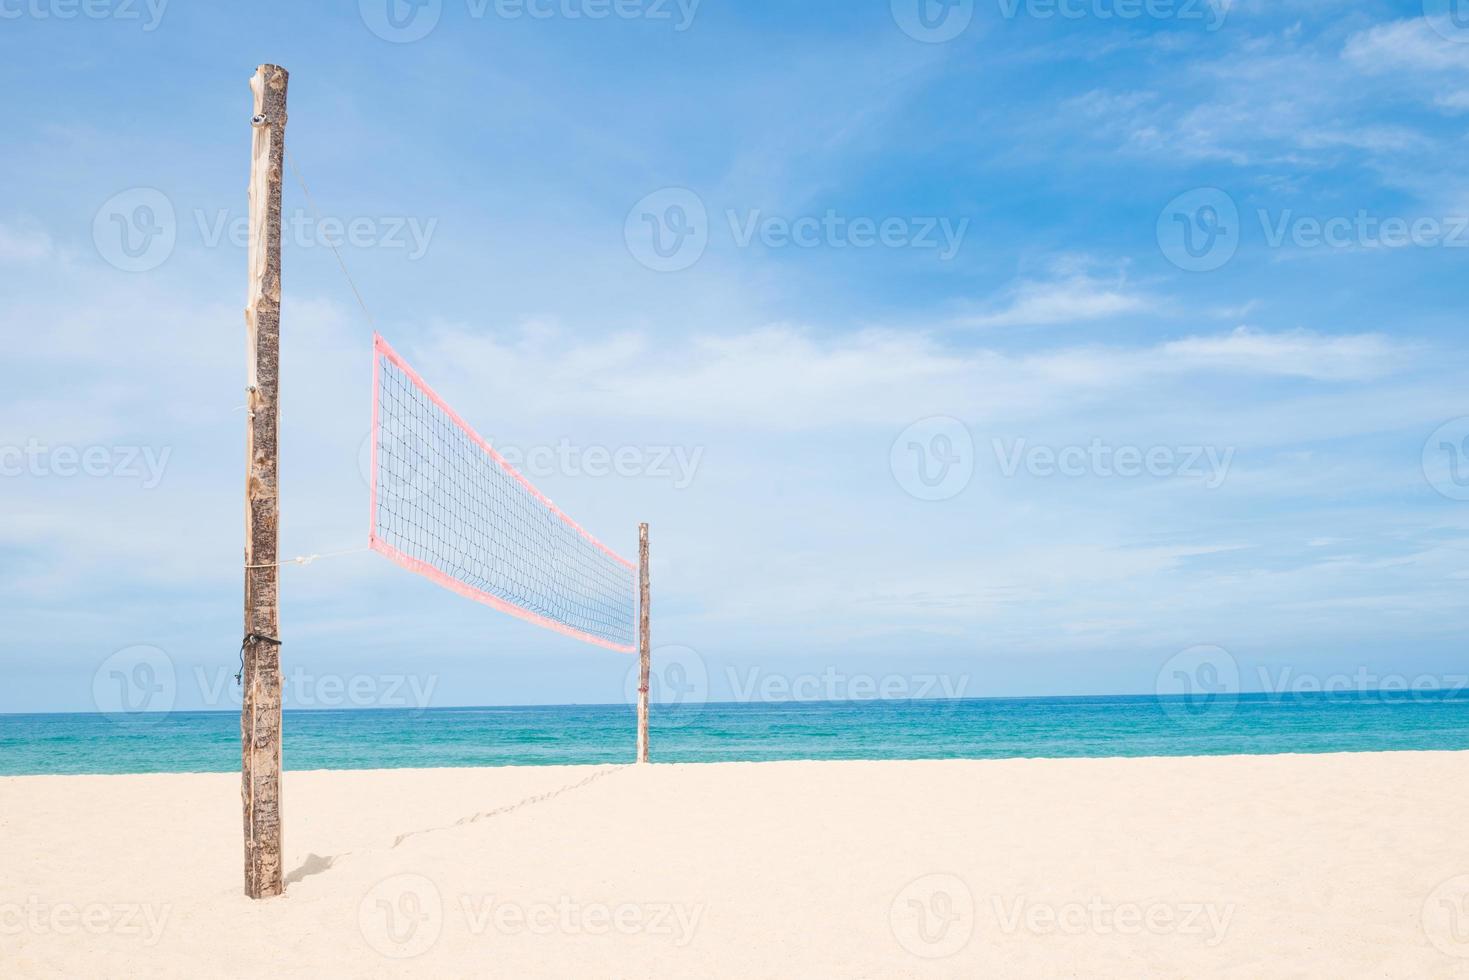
3, 753, 1469, 978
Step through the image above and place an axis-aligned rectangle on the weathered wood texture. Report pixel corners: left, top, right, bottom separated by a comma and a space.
242, 63, 288, 901
637, 523, 651, 764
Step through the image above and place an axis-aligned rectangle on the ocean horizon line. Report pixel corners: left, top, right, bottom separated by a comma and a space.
7, 685, 1469, 718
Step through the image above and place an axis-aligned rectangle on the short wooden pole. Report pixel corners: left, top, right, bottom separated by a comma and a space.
636, 522, 651, 764
242, 62, 288, 900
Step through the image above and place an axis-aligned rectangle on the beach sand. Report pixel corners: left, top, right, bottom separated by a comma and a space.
3, 752, 1468, 978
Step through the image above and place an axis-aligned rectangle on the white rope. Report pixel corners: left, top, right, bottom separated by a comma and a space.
238, 155, 375, 579
245, 546, 372, 570
284, 147, 377, 332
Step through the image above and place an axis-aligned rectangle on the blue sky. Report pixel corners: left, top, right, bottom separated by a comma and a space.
1, 0, 1467, 713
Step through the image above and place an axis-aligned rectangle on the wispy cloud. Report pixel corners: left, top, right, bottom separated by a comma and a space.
1062, 22, 1461, 177
0, 221, 52, 262
1343, 17, 1469, 75
1434, 90, 1469, 113
1159, 327, 1404, 381
412, 319, 1412, 433
953, 263, 1156, 329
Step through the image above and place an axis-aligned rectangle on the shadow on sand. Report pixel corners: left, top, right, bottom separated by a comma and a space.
283, 764, 631, 887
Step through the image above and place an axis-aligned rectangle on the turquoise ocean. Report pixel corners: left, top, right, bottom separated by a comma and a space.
4, 691, 1469, 776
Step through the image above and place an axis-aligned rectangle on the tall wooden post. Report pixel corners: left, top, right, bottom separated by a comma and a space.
636, 523, 651, 764
242, 63, 288, 900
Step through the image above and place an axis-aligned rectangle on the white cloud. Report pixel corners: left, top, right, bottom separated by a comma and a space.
1159, 326, 1403, 381
1059, 20, 1465, 185
1343, 18, 1469, 74
954, 270, 1156, 329
402, 320, 1413, 443
1433, 90, 1469, 113
0, 221, 52, 262
417, 323, 985, 430
1295, 125, 1431, 153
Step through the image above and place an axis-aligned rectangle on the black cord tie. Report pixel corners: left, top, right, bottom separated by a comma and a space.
236, 632, 283, 685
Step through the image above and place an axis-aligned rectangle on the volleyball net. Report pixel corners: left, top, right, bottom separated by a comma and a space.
368, 334, 637, 652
